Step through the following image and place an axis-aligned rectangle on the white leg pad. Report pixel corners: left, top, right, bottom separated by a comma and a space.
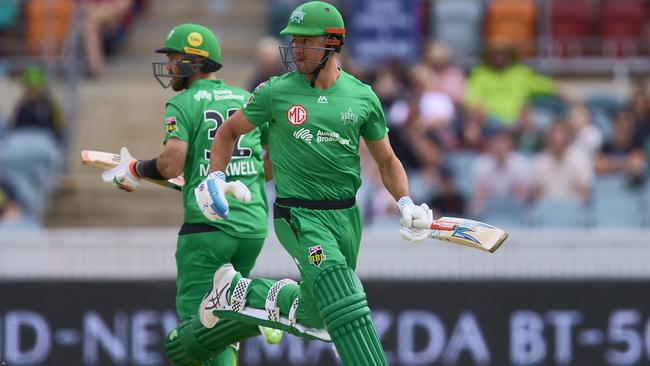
265, 279, 296, 322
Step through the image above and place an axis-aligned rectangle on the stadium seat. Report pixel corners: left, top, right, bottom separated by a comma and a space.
478, 197, 527, 228
549, 0, 593, 57
599, 0, 647, 57
583, 95, 624, 140
484, 0, 538, 56
445, 152, 479, 199
529, 95, 569, 130
432, 0, 483, 61
590, 174, 646, 227
531, 198, 586, 228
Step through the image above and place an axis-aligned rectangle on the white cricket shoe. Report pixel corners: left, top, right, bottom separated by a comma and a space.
199, 263, 237, 328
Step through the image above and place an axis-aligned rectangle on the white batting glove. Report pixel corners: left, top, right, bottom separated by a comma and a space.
399, 203, 434, 242
101, 147, 140, 192
397, 197, 428, 228
195, 171, 252, 221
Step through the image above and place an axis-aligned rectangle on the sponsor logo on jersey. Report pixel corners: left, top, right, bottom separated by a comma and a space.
317, 96, 328, 104
316, 130, 349, 145
290, 8, 306, 24
308, 245, 325, 267
293, 128, 313, 143
193, 90, 212, 101
287, 105, 307, 125
165, 116, 177, 133
340, 107, 358, 125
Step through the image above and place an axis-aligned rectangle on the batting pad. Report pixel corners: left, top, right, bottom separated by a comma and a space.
164, 316, 258, 366
315, 264, 388, 366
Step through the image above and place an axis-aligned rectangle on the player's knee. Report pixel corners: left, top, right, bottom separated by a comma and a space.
313, 264, 370, 332
164, 317, 211, 366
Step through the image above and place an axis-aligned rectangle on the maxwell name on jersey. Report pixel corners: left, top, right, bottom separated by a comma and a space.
199, 161, 258, 177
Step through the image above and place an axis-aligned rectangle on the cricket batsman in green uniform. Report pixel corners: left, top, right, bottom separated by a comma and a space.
163, 3, 432, 365
100, 23, 281, 365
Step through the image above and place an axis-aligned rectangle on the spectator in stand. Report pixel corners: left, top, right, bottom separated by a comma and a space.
247, 36, 285, 91
0, 177, 21, 225
531, 121, 593, 203
466, 39, 557, 127
595, 110, 647, 186
427, 166, 465, 217
422, 40, 466, 104
567, 103, 602, 159
469, 130, 529, 216
457, 107, 488, 152
83, 0, 133, 77
12, 65, 63, 140
512, 104, 544, 154
629, 85, 650, 150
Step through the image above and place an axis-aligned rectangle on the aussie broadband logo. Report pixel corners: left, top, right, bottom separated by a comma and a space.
317, 130, 349, 145
293, 128, 313, 143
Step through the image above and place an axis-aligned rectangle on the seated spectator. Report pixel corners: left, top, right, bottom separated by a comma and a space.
567, 103, 602, 158
512, 105, 544, 154
12, 65, 63, 140
457, 107, 488, 152
469, 130, 529, 216
466, 39, 557, 127
531, 122, 593, 203
26, 0, 76, 58
427, 166, 465, 217
422, 40, 466, 104
83, 0, 133, 77
629, 85, 650, 149
248, 37, 285, 91
595, 110, 647, 187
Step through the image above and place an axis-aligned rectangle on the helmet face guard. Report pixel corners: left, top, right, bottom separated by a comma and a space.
279, 39, 338, 73
152, 54, 221, 89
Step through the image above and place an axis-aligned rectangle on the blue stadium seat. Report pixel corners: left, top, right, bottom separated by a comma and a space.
590, 174, 646, 227
0, 129, 62, 224
445, 152, 479, 199
479, 197, 527, 228
432, 0, 483, 61
529, 95, 569, 130
531, 198, 586, 228
584, 95, 624, 140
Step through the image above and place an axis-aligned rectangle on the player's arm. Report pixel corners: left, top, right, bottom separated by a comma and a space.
209, 109, 257, 173
364, 135, 410, 201
138, 138, 188, 178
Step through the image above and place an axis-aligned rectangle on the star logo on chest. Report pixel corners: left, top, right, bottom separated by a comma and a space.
340, 107, 358, 125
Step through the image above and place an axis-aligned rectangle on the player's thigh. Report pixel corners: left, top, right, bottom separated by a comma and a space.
175, 230, 239, 320
230, 237, 265, 278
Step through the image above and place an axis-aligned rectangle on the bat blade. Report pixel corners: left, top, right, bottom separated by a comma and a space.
81, 150, 185, 191
413, 217, 508, 253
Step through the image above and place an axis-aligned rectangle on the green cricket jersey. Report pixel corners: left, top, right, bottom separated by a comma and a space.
164, 79, 268, 238
242, 70, 388, 201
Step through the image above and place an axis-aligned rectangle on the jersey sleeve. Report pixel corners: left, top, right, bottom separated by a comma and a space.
242, 80, 273, 127
361, 92, 389, 140
163, 102, 190, 143
258, 122, 270, 146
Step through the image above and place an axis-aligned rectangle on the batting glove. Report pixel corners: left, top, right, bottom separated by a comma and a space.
399, 203, 434, 243
195, 171, 252, 221
101, 147, 140, 192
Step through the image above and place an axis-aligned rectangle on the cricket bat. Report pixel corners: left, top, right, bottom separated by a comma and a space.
413, 217, 508, 253
81, 150, 185, 191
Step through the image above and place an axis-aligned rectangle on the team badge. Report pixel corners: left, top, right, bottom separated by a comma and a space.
290, 8, 306, 23
308, 245, 325, 267
287, 105, 307, 125
165, 116, 177, 133
187, 32, 203, 47
340, 107, 358, 125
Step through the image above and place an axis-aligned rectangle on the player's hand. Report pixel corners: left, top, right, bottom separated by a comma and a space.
195, 171, 252, 221
399, 203, 433, 242
397, 197, 429, 228
101, 147, 140, 192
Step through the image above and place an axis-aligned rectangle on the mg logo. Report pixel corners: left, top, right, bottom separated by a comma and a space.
287, 105, 307, 125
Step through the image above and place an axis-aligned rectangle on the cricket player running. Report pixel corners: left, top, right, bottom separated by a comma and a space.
170, 2, 432, 366
101, 23, 281, 365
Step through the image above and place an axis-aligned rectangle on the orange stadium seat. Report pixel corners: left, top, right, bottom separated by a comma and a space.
599, 0, 647, 57
484, 0, 538, 56
26, 0, 76, 58
549, 0, 593, 57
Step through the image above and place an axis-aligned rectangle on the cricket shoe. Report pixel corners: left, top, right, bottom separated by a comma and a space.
199, 263, 237, 328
